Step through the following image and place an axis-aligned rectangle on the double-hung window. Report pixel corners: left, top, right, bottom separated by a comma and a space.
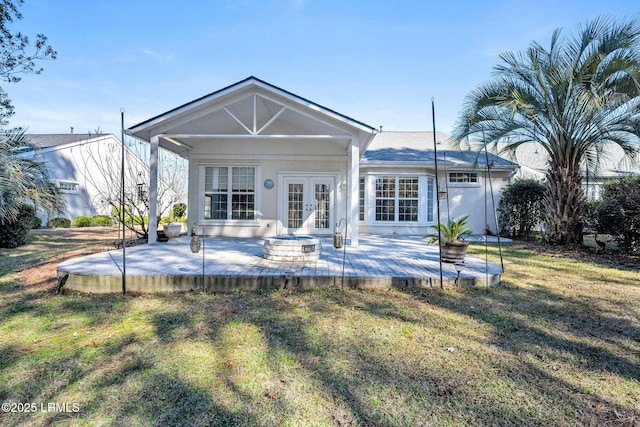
204, 166, 255, 220
375, 175, 419, 222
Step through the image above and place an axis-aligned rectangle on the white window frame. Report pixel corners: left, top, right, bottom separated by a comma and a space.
358, 176, 365, 221
373, 175, 420, 223
448, 171, 480, 187
56, 180, 79, 194
199, 164, 261, 225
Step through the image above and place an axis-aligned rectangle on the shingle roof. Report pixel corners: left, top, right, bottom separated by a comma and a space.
363, 131, 518, 168
24, 134, 98, 149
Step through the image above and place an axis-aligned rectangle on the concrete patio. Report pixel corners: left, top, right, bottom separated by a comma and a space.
56, 235, 504, 293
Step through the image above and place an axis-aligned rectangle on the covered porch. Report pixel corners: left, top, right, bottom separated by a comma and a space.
127, 77, 376, 246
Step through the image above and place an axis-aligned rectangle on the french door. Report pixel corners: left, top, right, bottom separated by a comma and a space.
283, 176, 334, 235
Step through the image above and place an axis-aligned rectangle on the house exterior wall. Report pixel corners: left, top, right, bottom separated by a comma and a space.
187, 138, 349, 238
445, 169, 512, 235
359, 165, 512, 236
40, 146, 97, 221
128, 78, 519, 242
30, 135, 177, 224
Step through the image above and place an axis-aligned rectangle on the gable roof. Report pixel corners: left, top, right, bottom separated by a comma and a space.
363, 131, 519, 169
130, 76, 375, 132
127, 76, 377, 158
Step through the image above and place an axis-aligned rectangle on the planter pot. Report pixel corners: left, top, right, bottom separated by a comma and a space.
163, 223, 182, 244
441, 241, 469, 263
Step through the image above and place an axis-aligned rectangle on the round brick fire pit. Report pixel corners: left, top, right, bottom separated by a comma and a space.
264, 236, 320, 262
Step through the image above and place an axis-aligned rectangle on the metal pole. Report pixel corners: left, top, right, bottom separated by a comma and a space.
483, 141, 504, 272
483, 146, 489, 290
202, 225, 205, 291
120, 108, 126, 295
431, 98, 444, 289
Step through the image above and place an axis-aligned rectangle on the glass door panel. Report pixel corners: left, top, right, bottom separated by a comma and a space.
282, 176, 334, 235
287, 183, 304, 229
313, 182, 331, 231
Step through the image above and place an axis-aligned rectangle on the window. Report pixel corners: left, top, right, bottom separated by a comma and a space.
57, 181, 79, 193
204, 166, 255, 220
449, 172, 478, 184
375, 176, 419, 222
375, 176, 396, 221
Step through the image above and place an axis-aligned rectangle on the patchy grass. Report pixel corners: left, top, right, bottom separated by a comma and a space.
0, 233, 638, 426
0, 227, 121, 277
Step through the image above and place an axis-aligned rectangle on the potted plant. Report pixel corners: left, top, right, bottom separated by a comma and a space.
163, 222, 183, 244
425, 215, 472, 263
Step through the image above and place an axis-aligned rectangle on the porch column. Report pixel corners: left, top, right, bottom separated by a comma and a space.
148, 135, 159, 244
347, 138, 359, 246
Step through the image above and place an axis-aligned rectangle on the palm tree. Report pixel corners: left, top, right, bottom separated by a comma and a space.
0, 131, 64, 223
452, 16, 640, 244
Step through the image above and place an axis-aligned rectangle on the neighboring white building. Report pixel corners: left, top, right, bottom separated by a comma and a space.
128, 77, 519, 245
22, 133, 179, 224
510, 142, 640, 200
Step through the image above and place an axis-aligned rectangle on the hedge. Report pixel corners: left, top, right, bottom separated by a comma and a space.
72, 216, 93, 227
92, 215, 113, 226
47, 217, 71, 228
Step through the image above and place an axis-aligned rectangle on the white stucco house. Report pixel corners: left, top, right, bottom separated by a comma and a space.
511, 143, 640, 200
22, 133, 179, 224
128, 76, 518, 245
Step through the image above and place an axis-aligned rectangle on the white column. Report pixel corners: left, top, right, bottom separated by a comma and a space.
148, 135, 159, 244
347, 138, 359, 247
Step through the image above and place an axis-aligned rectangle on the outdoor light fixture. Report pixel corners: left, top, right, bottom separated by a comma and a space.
454, 262, 465, 288
136, 172, 148, 203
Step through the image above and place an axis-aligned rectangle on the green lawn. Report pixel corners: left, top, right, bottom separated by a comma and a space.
0, 234, 638, 426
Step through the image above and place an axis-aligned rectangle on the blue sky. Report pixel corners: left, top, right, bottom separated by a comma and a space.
6, 0, 639, 136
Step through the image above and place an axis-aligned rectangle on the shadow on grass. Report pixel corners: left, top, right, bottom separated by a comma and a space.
2, 235, 638, 426
402, 280, 640, 425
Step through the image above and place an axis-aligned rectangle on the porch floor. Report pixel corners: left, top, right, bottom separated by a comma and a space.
56, 235, 504, 293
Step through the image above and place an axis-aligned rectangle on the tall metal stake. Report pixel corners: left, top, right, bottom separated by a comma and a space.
202, 225, 206, 291
431, 98, 444, 289
120, 108, 126, 295
482, 131, 504, 273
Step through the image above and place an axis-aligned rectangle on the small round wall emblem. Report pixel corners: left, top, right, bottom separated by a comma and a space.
264, 179, 274, 189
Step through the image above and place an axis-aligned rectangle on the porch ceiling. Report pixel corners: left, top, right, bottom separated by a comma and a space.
127, 77, 376, 159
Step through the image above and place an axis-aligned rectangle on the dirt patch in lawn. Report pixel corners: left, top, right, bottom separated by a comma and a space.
14, 247, 109, 289
9, 227, 130, 289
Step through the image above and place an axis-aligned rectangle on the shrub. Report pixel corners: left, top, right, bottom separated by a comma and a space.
72, 215, 93, 227
111, 205, 132, 224
498, 179, 546, 238
31, 216, 42, 229
160, 216, 187, 225
582, 200, 602, 233
597, 176, 640, 254
92, 215, 113, 226
0, 204, 35, 248
172, 203, 187, 219
47, 217, 71, 228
